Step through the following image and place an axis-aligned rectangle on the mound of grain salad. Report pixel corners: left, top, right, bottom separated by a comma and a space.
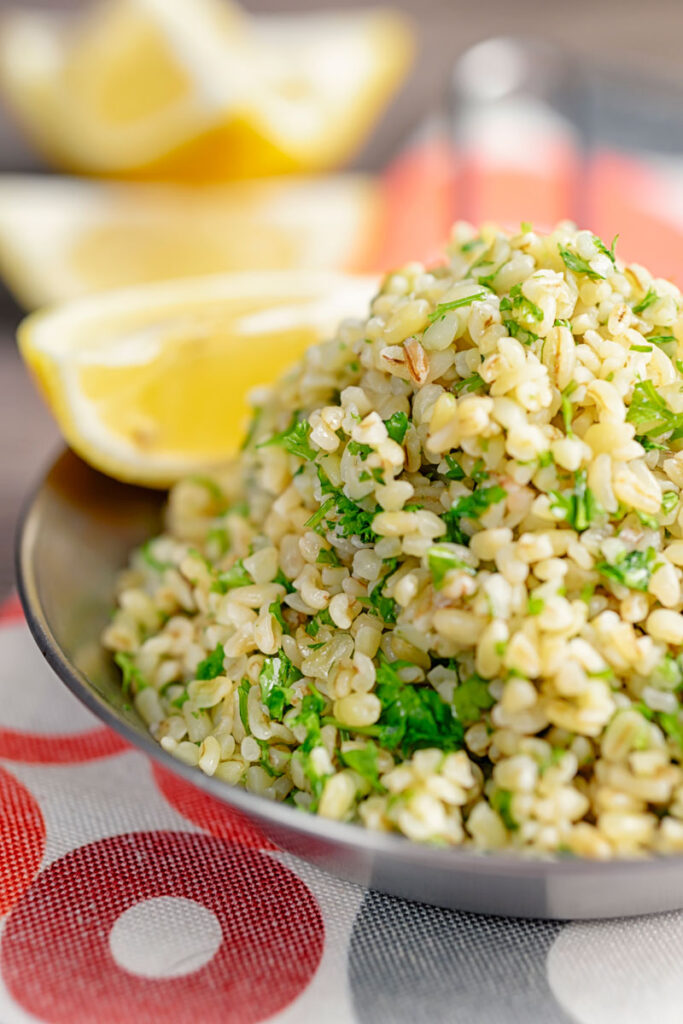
105, 221, 683, 858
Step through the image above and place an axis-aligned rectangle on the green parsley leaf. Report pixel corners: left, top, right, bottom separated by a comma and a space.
240, 407, 263, 450
471, 458, 489, 483
554, 318, 572, 329
453, 373, 486, 395
170, 689, 189, 709
560, 380, 578, 436
114, 652, 148, 697
491, 788, 518, 830
205, 526, 230, 556
442, 486, 507, 544
452, 674, 495, 725
372, 656, 464, 757
444, 454, 465, 480
384, 410, 410, 444
626, 380, 683, 438
273, 568, 295, 593
550, 469, 602, 532
317, 547, 341, 566
633, 287, 659, 315
659, 711, 683, 750
662, 492, 679, 515
648, 334, 676, 348
596, 546, 658, 592
340, 742, 383, 790
238, 678, 251, 732
304, 496, 336, 531
316, 468, 379, 544
538, 451, 554, 468
257, 413, 317, 461
559, 245, 605, 280
140, 538, 173, 573
630, 344, 652, 353
211, 559, 251, 593
527, 594, 545, 615
187, 475, 228, 508
305, 608, 333, 638
195, 643, 225, 680
348, 440, 373, 460
268, 597, 290, 634
593, 233, 618, 264
428, 291, 488, 322
638, 435, 668, 452
259, 651, 302, 720
428, 545, 474, 589
362, 559, 399, 623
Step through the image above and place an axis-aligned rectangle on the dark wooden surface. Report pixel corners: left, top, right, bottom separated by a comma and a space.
3, 0, 683, 596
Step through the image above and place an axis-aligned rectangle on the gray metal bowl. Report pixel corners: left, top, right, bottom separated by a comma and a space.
16, 449, 683, 919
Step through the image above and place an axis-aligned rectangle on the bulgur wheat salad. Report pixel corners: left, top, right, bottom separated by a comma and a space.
105, 222, 683, 858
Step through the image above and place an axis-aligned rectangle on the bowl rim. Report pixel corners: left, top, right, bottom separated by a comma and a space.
15, 449, 683, 883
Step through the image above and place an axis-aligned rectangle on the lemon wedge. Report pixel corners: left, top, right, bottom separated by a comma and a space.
0, 0, 412, 180
0, 174, 381, 308
18, 271, 378, 486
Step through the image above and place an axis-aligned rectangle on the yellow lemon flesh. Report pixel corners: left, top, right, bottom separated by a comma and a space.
0, 174, 381, 308
18, 271, 378, 486
0, 0, 412, 180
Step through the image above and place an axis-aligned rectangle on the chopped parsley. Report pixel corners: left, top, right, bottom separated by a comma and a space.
290, 686, 330, 807
268, 597, 290, 634
648, 334, 676, 348
211, 559, 252, 593
428, 545, 474, 589
558, 245, 605, 280
500, 283, 543, 346
560, 380, 577, 436
593, 233, 618, 264
527, 594, 545, 615
305, 608, 334, 638
452, 673, 495, 725
206, 525, 230, 556
444, 454, 466, 480
257, 413, 317, 461
633, 287, 659, 315
361, 559, 399, 624
662, 492, 679, 515
315, 468, 379, 544
340, 742, 383, 790
554, 318, 572, 328
659, 712, 683, 750
195, 643, 225, 680
491, 788, 518, 830
596, 546, 658, 592
471, 458, 489, 483
259, 651, 302, 720
348, 440, 372, 460
140, 539, 173, 573
317, 547, 341, 566
384, 410, 410, 444
304, 496, 336, 531
238, 678, 251, 732
630, 344, 652, 353
550, 469, 602, 532
428, 291, 488, 322
372, 657, 464, 757
453, 373, 486, 395
441, 486, 507, 545
626, 380, 683, 439
114, 652, 148, 697
187, 475, 228, 509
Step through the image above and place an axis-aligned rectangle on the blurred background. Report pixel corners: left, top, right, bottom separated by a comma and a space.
3, 0, 683, 596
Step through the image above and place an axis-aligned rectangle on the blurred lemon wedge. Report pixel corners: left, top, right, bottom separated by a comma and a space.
0, 0, 412, 180
18, 271, 378, 486
0, 174, 381, 308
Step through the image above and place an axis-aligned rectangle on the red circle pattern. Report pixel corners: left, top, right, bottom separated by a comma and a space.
0, 727, 129, 764
152, 763, 277, 851
0, 766, 46, 916
0, 831, 324, 1024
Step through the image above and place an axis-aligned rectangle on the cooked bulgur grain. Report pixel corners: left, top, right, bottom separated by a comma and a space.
105, 221, 683, 857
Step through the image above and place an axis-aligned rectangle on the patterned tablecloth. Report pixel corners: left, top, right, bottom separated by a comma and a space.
2, 593, 683, 1024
